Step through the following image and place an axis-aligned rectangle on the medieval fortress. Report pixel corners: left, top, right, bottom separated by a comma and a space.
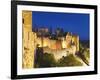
22, 11, 79, 68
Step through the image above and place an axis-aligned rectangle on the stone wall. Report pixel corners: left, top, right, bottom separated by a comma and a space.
72, 35, 79, 52
22, 11, 37, 68
43, 46, 76, 61
22, 11, 79, 68
36, 35, 79, 51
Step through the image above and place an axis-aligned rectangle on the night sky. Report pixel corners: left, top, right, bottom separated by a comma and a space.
32, 11, 90, 40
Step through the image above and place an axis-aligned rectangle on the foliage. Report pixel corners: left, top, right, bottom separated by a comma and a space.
57, 54, 83, 67
79, 42, 90, 65
40, 53, 56, 67
80, 40, 89, 48
35, 51, 56, 68
83, 49, 90, 58
83, 49, 90, 65
34, 45, 89, 68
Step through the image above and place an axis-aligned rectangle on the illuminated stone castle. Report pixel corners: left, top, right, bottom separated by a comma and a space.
22, 11, 79, 68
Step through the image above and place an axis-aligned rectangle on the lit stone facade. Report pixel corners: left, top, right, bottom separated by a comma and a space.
22, 11, 79, 68
72, 35, 79, 51
22, 11, 37, 68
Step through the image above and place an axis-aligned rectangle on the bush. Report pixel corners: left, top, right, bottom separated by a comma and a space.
35, 48, 83, 68
82, 49, 90, 65
35, 52, 56, 68
40, 53, 56, 67
77, 43, 90, 66
57, 54, 83, 67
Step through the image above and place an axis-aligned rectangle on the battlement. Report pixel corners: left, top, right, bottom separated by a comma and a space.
22, 11, 79, 68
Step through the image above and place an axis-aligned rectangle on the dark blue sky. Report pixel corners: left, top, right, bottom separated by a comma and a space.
32, 11, 90, 40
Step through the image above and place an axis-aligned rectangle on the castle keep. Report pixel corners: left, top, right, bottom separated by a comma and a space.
22, 11, 79, 68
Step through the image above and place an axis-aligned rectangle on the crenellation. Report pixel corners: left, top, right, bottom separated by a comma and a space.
22, 11, 80, 68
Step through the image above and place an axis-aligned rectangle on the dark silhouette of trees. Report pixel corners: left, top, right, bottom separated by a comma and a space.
57, 54, 83, 67
35, 48, 56, 68
75, 42, 90, 66
40, 53, 56, 67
